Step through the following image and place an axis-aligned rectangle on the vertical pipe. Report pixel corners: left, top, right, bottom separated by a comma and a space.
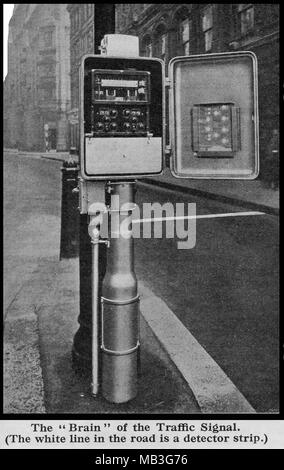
91, 235, 99, 396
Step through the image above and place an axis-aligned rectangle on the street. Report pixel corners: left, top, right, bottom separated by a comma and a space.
4, 152, 279, 413
135, 182, 279, 412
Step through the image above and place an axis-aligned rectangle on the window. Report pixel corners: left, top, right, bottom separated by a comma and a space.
38, 86, 55, 101
88, 4, 93, 17
179, 18, 192, 55
87, 30, 93, 51
81, 33, 88, 55
146, 41, 152, 57
20, 74, 26, 86
80, 36, 84, 56
202, 6, 213, 52
153, 25, 167, 60
74, 40, 79, 63
83, 4, 88, 22
172, 8, 193, 56
74, 9, 79, 30
141, 35, 152, 57
38, 63, 55, 77
43, 30, 53, 48
161, 33, 166, 59
238, 4, 254, 36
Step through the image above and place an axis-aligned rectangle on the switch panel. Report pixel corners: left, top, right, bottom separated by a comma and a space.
90, 70, 150, 137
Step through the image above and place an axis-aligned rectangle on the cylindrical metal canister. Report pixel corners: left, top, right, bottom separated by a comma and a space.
101, 181, 139, 403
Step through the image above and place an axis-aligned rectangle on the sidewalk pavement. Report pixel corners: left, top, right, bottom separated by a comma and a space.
142, 168, 279, 215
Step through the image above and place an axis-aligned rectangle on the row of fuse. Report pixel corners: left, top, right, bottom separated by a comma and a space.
94, 107, 146, 133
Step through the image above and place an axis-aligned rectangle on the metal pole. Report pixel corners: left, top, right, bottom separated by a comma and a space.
90, 221, 100, 395
72, 4, 115, 374
101, 181, 139, 403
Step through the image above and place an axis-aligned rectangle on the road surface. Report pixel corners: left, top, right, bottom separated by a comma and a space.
134, 181, 279, 412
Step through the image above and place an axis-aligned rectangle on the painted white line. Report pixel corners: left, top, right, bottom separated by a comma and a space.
133, 211, 265, 224
139, 281, 256, 414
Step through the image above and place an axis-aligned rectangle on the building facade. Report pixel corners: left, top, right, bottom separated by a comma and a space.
67, 4, 115, 153
116, 4, 279, 177
4, 4, 71, 152
67, 4, 95, 153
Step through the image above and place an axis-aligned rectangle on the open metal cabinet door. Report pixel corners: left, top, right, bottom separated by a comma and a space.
168, 51, 259, 179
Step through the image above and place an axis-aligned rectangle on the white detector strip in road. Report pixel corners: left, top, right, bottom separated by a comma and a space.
132, 211, 265, 225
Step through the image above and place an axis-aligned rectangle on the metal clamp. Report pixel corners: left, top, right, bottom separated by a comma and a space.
100, 295, 140, 356
101, 342, 140, 357
101, 295, 140, 305
91, 238, 110, 247
107, 203, 138, 214
106, 180, 137, 194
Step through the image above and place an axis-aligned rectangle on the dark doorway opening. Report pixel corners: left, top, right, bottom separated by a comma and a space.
49, 129, 57, 150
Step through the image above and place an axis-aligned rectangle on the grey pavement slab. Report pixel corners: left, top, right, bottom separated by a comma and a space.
4, 317, 46, 414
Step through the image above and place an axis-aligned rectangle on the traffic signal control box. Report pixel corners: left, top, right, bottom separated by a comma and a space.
80, 55, 164, 179
80, 51, 259, 180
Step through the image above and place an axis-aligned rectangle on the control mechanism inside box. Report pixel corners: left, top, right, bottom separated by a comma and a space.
90, 70, 150, 137
191, 103, 241, 158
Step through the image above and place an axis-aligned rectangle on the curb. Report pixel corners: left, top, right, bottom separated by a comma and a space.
139, 281, 256, 414
140, 178, 279, 217
41, 155, 67, 162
